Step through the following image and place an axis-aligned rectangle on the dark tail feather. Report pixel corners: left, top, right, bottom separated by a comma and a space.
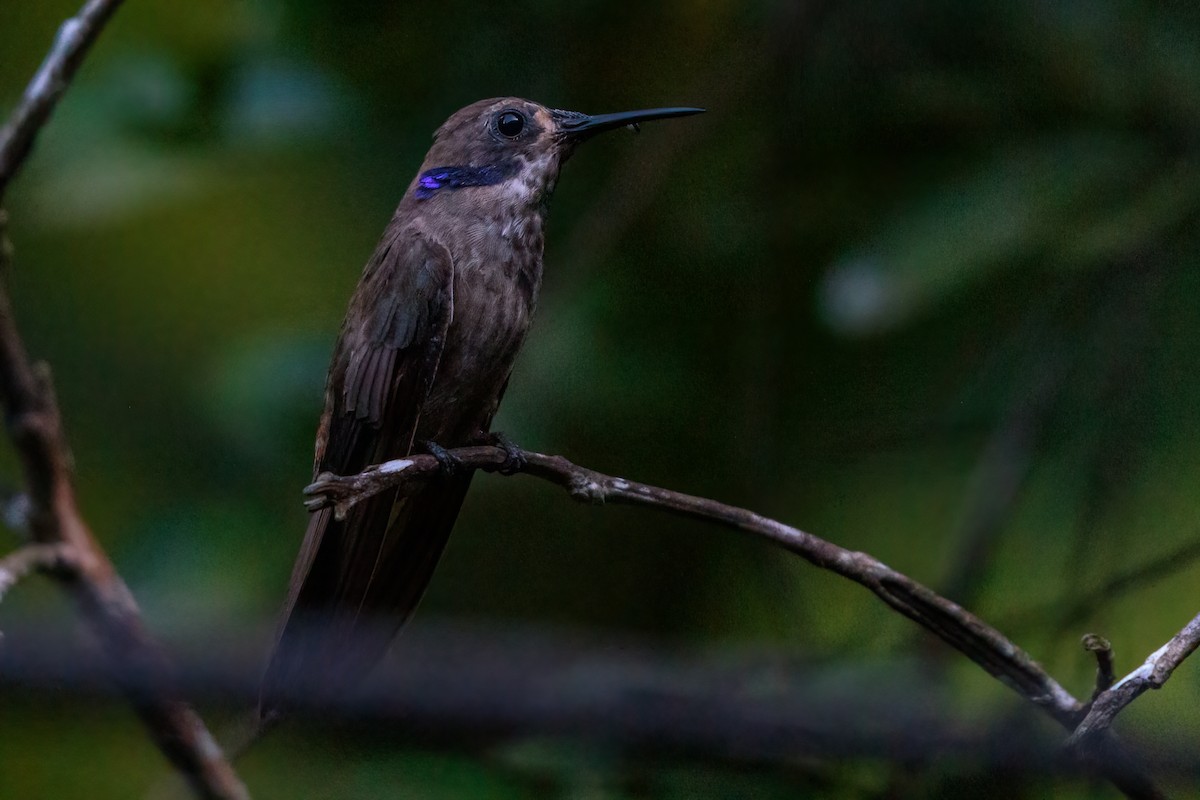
259, 475, 472, 718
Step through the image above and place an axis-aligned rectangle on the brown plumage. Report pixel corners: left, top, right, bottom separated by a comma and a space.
260, 98, 702, 717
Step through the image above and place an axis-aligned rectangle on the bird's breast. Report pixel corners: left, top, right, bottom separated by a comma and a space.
419, 216, 544, 440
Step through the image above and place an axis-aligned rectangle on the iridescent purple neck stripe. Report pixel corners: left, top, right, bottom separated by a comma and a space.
414, 164, 514, 199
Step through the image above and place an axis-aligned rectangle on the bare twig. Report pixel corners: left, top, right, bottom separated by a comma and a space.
0, 0, 126, 195
0, 542, 77, 603
305, 444, 1163, 799
1069, 613, 1200, 754
0, 2, 249, 798
1082, 634, 1115, 702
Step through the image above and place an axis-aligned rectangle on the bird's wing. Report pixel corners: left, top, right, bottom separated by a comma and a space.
318, 223, 454, 476
261, 224, 454, 712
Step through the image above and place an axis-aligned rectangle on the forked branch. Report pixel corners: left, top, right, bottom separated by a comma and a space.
1069, 614, 1200, 753
0, 1, 248, 798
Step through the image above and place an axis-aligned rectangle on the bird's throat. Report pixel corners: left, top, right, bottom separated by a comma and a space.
414, 162, 518, 200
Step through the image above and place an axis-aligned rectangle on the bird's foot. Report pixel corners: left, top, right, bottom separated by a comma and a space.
303, 471, 362, 520
484, 431, 527, 475
421, 440, 464, 477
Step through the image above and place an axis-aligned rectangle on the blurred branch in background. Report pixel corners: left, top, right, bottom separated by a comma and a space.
1059, 260, 1167, 608
0, 619, 1180, 783
1037, 536, 1200, 639
939, 340, 1067, 607
305, 442, 1179, 799
0, 1, 247, 798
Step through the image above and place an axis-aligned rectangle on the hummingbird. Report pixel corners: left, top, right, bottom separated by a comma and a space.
260, 98, 702, 718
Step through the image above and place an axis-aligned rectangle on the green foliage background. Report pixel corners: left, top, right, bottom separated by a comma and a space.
3, 0, 1200, 797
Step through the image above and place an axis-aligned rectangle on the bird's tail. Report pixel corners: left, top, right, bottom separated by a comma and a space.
259, 473, 473, 719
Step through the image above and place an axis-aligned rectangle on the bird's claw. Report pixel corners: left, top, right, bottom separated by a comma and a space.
303, 472, 339, 503
421, 440, 464, 476
488, 432, 527, 475
302, 472, 359, 519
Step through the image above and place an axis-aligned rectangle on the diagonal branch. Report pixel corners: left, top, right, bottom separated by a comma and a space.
0, 169, 250, 800
0, 2, 249, 798
1068, 613, 1200, 753
304, 444, 1163, 800
0, 0, 125, 195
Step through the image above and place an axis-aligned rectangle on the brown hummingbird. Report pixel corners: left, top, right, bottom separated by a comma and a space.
260, 98, 702, 717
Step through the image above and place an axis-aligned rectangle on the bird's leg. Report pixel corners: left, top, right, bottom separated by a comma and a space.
420, 440, 464, 477
476, 431, 527, 475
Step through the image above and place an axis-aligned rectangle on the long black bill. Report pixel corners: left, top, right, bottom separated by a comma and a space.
554, 106, 705, 139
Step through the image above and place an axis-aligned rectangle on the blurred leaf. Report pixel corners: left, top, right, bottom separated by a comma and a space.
222, 57, 358, 147
119, 501, 284, 632
820, 132, 1156, 334
27, 143, 214, 227
1056, 160, 1200, 265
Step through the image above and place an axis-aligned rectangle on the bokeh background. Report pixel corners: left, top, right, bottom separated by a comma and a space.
3, 0, 1200, 797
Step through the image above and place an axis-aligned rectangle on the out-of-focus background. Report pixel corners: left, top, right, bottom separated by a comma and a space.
3, 0, 1200, 797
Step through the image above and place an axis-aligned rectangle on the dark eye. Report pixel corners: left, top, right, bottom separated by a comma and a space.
497, 110, 525, 138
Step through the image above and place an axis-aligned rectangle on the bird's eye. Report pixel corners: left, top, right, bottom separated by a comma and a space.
497, 110, 525, 138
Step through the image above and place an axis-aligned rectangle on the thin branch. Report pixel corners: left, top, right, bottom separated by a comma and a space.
0, 2, 249, 797
1069, 613, 1200, 753
305, 444, 1163, 800
304, 446, 1077, 717
0, 542, 77, 604
0, 0, 125, 196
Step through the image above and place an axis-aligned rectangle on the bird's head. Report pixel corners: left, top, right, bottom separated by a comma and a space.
409, 97, 703, 211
